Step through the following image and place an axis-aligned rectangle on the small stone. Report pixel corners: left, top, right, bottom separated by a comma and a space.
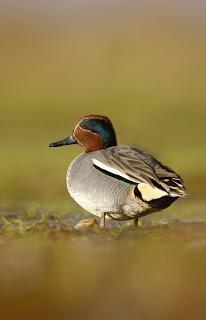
74, 218, 98, 231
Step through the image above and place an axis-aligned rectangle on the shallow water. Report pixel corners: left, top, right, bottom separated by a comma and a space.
0, 201, 206, 320
1, 5, 206, 319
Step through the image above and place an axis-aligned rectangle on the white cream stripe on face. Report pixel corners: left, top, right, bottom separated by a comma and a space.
92, 158, 140, 184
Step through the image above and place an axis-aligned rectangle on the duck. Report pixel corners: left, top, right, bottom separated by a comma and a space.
49, 114, 186, 228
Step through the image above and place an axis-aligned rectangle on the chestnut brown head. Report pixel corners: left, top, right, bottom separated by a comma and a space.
49, 114, 117, 152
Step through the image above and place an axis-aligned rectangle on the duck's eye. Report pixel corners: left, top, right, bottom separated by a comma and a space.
80, 119, 110, 139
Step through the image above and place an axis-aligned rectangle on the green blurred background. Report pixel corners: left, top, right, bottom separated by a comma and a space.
1, 1, 206, 208
0, 2, 206, 319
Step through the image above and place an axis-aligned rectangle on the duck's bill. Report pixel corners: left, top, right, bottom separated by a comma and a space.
49, 134, 77, 147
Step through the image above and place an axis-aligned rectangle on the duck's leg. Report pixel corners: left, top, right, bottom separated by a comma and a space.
134, 217, 139, 227
100, 213, 106, 228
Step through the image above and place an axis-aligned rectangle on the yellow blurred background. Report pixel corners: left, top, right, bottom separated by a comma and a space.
1, 1, 206, 206
0, 2, 206, 320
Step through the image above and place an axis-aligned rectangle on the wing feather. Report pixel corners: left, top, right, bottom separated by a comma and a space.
92, 146, 186, 199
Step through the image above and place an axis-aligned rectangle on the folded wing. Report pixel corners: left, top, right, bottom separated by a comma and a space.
92, 146, 186, 202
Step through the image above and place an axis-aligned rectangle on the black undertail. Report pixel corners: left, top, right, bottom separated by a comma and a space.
134, 186, 178, 209
148, 196, 178, 209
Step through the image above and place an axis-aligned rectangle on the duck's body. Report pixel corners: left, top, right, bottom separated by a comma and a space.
67, 149, 147, 221
50, 115, 186, 227
67, 146, 184, 222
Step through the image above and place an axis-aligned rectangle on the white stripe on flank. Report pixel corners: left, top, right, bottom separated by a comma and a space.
138, 183, 168, 201
92, 158, 181, 200
92, 158, 140, 184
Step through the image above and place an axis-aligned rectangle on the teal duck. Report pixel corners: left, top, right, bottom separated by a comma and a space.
49, 114, 186, 228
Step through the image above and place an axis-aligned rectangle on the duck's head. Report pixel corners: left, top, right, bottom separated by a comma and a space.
49, 114, 117, 152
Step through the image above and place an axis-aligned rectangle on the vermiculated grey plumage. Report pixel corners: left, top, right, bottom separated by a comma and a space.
67, 146, 186, 221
